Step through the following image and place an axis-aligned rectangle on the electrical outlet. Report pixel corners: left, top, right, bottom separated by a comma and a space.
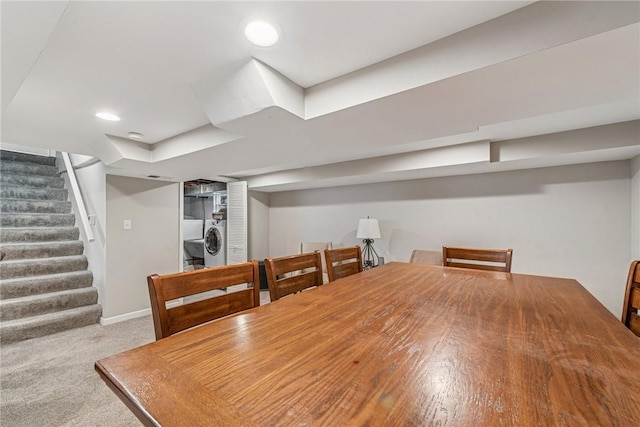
123, 219, 132, 230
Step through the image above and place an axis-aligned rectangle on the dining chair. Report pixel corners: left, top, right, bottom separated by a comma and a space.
301, 242, 332, 283
324, 245, 363, 282
622, 260, 640, 337
147, 260, 260, 340
409, 249, 443, 266
442, 246, 513, 272
265, 252, 323, 301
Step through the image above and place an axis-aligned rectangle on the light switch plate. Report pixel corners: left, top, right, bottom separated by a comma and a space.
123, 219, 132, 230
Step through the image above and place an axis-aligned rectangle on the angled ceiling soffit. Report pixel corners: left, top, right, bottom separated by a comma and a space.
102, 124, 242, 167
191, 58, 304, 128
304, 1, 640, 119
150, 125, 242, 163
246, 120, 640, 191
190, 1, 639, 136
491, 120, 640, 162
246, 140, 491, 190
101, 1, 639, 172
103, 135, 152, 166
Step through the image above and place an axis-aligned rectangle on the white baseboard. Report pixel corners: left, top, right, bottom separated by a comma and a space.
100, 308, 151, 325
99, 300, 182, 325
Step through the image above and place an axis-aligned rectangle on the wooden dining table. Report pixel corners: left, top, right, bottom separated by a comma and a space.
95, 262, 640, 426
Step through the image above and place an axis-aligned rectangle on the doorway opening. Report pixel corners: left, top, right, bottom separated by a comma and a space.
183, 180, 227, 271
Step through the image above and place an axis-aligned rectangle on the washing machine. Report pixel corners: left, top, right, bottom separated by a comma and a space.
204, 219, 226, 267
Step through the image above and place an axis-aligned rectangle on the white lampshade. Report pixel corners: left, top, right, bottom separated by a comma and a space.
356, 218, 381, 239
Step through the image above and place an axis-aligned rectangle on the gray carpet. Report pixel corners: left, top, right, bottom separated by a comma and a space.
1, 289, 272, 426
0, 315, 155, 426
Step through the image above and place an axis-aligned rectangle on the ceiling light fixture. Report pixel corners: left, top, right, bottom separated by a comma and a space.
128, 132, 143, 139
244, 21, 279, 47
96, 112, 121, 121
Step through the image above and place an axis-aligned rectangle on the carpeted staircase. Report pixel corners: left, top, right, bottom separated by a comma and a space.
0, 150, 101, 344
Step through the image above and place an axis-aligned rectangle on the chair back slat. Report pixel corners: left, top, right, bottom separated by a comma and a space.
622, 260, 640, 337
272, 271, 320, 298
147, 261, 260, 340
325, 246, 363, 282
167, 288, 255, 336
269, 252, 321, 273
331, 263, 361, 279
158, 267, 256, 301
443, 246, 513, 273
265, 252, 323, 301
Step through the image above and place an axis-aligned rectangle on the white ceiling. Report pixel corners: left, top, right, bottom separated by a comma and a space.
1, 1, 639, 192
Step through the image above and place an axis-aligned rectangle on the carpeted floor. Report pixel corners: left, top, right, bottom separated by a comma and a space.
0, 315, 155, 426
1, 289, 272, 426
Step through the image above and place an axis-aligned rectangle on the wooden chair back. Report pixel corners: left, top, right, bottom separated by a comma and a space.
324, 246, 363, 282
147, 261, 260, 340
442, 246, 513, 272
622, 260, 640, 337
265, 252, 323, 301
409, 249, 443, 266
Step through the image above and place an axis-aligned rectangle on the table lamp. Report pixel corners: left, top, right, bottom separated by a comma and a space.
356, 216, 381, 269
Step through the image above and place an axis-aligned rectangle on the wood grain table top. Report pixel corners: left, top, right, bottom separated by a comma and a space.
95, 262, 640, 426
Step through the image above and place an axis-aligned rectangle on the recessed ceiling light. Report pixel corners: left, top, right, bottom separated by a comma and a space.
128, 132, 143, 139
244, 21, 279, 47
96, 112, 121, 121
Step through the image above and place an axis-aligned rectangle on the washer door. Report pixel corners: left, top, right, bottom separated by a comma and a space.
205, 227, 222, 255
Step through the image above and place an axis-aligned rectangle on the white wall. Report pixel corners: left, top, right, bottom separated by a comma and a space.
105, 176, 180, 321
63, 159, 108, 310
632, 155, 640, 260
269, 161, 631, 316
248, 190, 270, 261
59, 159, 182, 322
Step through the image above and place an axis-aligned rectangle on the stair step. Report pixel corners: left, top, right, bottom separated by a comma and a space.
0, 255, 88, 280
0, 150, 56, 166
0, 226, 79, 243
0, 304, 102, 344
0, 287, 98, 321
0, 270, 94, 299
0, 241, 84, 260
0, 160, 59, 177
0, 198, 71, 214
0, 150, 101, 343
0, 212, 76, 227
0, 172, 65, 189
0, 184, 68, 201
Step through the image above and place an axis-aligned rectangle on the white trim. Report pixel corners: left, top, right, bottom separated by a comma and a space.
0, 142, 56, 157
227, 181, 248, 264
99, 300, 182, 325
61, 152, 95, 242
